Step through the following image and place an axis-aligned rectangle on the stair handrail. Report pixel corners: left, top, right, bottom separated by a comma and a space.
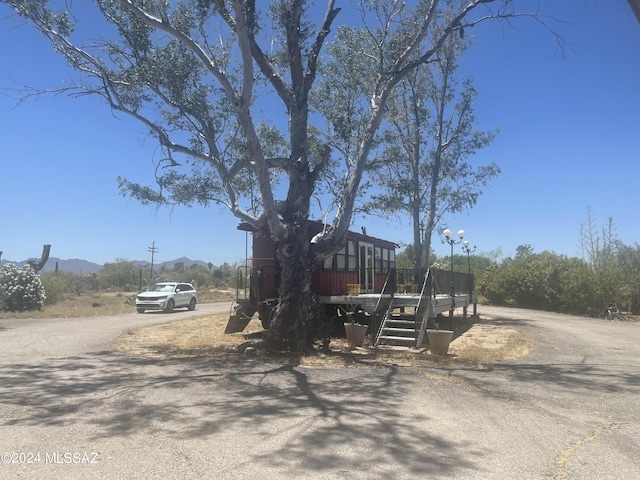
414, 269, 434, 348
373, 268, 396, 345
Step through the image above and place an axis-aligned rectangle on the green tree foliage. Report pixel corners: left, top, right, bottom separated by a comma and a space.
0, 264, 46, 311
479, 251, 585, 312
2, 0, 561, 351
397, 243, 493, 296
479, 214, 640, 316
617, 244, 640, 313
173, 262, 185, 274
98, 259, 141, 291
212, 262, 237, 288
367, 31, 499, 272
395, 245, 417, 271
578, 210, 640, 313
154, 264, 218, 289
35, 260, 237, 305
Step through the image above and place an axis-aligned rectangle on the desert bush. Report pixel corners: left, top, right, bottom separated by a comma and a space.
40, 273, 67, 305
98, 259, 140, 291
0, 264, 46, 311
478, 248, 634, 316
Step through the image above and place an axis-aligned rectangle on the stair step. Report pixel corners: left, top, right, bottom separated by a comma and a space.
381, 327, 416, 336
375, 291, 434, 348
377, 335, 417, 346
387, 319, 416, 328
389, 313, 416, 320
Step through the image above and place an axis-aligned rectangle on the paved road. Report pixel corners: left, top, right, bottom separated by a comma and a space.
0, 305, 638, 479
0, 302, 232, 362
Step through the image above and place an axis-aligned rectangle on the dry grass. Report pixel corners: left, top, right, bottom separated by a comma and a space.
4, 288, 533, 368
0, 289, 235, 320
114, 313, 265, 358
448, 321, 535, 367
113, 312, 534, 369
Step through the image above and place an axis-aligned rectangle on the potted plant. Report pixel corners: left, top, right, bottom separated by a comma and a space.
426, 322, 454, 356
341, 303, 368, 347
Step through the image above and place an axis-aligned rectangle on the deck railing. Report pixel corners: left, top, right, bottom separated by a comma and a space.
395, 268, 473, 297
236, 264, 473, 300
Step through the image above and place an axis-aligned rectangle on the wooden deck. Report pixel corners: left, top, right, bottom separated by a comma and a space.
318, 292, 477, 317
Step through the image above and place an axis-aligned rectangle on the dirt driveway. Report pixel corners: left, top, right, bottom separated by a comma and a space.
0, 305, 638, 479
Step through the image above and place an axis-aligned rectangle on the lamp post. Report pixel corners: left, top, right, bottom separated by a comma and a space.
462, 240, 477, 315
443, 228, 465, 297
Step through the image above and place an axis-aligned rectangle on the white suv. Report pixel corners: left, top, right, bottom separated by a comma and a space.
136, 282, 197, 313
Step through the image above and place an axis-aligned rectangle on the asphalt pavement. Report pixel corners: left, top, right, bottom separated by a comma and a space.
0, 304, 638, 479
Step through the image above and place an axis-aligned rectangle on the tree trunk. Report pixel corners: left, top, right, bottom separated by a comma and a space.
265, 222, 314, 352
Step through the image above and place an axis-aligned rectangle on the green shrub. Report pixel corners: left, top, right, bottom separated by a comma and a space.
0, 264, 46, 311
40, 273, 66, 305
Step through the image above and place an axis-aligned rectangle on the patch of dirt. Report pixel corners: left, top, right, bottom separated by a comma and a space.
113, 313, 533, 368
448, 318, 535, 366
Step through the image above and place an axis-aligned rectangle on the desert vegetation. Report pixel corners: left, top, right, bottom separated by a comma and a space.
0, 259, 238, 318
1, 212, 636, 323
478, 214, 640, 317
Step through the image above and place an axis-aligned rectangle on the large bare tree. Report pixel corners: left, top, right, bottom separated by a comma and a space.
2, 0, 559, 351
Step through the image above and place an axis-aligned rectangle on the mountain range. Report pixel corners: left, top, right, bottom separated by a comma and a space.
0, 257, 212, 275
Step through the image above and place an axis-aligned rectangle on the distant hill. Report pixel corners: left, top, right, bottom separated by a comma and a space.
0, 257, 102, 275
132, 257, 211, 271
0, 257, 213, 275
40, 258, 103, 274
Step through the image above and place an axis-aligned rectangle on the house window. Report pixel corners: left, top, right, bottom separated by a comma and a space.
336, 246, 346, 270
347, 240, 357, 271
383, 248, 390, 273
375, 246, 382, 274
324, 254, 334, 270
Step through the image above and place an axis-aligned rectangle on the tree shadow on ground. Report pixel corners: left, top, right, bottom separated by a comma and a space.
486, 361, 640, 393
459, 311, 640, 394
0, 352, 484, 477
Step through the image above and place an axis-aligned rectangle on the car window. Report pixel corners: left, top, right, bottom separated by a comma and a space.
150, 284, 175, 292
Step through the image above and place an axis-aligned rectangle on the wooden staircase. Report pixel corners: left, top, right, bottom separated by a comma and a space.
374, 270, 434, 349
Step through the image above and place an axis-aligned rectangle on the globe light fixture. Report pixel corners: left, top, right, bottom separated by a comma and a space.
443, 228, 465, 296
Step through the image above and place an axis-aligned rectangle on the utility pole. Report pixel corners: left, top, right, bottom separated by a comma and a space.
148, 242, 159, 284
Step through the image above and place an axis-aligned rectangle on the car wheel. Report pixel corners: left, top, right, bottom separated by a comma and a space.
188, 297, 196, 311
164, 299, 175, 313
137, 308, 145, 314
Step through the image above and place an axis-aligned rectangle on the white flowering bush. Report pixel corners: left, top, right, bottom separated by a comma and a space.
0, 264, 46, 311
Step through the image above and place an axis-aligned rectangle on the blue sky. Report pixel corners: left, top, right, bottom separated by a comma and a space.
1, 1, 639, 267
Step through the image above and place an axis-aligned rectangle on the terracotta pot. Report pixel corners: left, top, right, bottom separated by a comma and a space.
344, 323, 368, 347
427, 329, 454, 355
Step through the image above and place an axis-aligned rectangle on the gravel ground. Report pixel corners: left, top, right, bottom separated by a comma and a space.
0, 304, 639, 479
